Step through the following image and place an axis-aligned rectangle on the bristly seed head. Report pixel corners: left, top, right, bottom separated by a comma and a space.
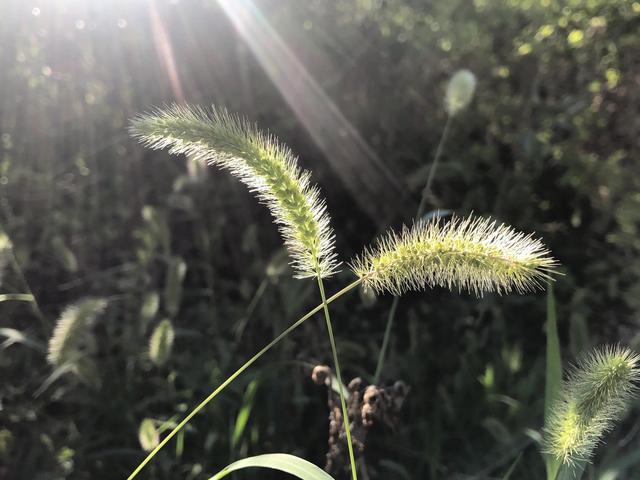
446, 69, 477, 116
48, 298, 107, 367
129, 104, 339, 279
350, 214, 559, 296
543, 346, 640, 466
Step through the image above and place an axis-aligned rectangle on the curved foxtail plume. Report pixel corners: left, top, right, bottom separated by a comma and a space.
350, 214, 558, 296
544, 346, 640, 466
130, 104, 339, 279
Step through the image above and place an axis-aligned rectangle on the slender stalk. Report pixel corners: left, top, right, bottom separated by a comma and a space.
415, 114, 453, 220
374, 113, 452, 383
316, 275, 358, 480
234, 278, 268, 341
8, 248, 48, 329
127, 278, 362, 480
1, 202, 47, 328
373, 295, 398, 384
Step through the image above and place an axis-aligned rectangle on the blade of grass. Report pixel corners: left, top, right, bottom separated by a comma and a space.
209, 453, 336, 480
556, 461, 587, 480
0, 327, 46, 352
231, 379, 260, 450
373, 296, 398, 384
0, 293, 35, 302
545, 283, 562, 480
501, 452, 523, 480
598, 448, 640, 480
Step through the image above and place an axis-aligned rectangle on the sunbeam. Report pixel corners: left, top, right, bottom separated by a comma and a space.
149, 0, 185, 102
217, 0, 408, 223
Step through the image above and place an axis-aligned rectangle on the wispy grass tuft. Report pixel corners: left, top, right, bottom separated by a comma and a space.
130, 104, 339, 279
544, 346, 640, 466
351, 214, 558, 296
47, 298, 107, 367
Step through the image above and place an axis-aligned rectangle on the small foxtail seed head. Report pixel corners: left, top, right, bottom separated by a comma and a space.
445, 69, 477, 116
543, 346, 640, 466
351, 214, 558, 296
47, 298, 107, 367
148, 319, 175, 367
129, 104, 339, 279
570, 345, 640, 417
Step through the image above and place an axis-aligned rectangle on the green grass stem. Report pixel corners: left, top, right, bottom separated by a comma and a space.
127, 278, 361, 480
375, 113, 452, 383
317, 275, 358, 480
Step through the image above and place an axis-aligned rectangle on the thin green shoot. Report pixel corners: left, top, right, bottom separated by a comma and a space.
374, 111, 453, 385
317, 275, 358, 480
127, 278, 362, 480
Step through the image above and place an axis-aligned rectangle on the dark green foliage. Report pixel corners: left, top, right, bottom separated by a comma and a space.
1, 0, 639, 479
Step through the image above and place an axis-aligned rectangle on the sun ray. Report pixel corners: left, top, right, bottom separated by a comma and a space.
217, 0, 408, 222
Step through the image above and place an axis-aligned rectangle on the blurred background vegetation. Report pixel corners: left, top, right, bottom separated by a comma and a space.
1, 0, 639, 478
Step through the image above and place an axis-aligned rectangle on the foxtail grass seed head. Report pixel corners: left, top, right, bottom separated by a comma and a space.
47, 298, 107, 367
138, 418, 160, 452
148, 319, 175, 367
544, 346, 640, 465
130, 104, 339, 279
445, 69, 477, 116
351, 215, 558, 296
570, 346, 640, 417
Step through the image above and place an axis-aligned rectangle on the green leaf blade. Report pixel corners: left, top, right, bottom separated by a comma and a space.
545, 284, 562, 480
209, 453, 336, 480
231, 379, 259, 450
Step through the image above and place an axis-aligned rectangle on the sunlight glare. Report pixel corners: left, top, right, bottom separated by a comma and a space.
217, 0, 407, 222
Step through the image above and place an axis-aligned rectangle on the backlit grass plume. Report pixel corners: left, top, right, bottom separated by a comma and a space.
47, 298, 107, 367
149, 319, 175, 367
543, 346, 640, 466
130, 104, 338, 279
351, 214, 558, 296
445, 69, 477, 116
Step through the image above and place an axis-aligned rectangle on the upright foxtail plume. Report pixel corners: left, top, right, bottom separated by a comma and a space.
544, 346, 640, 466
445, 69, 477, 116
148, 319, 175, 367
47, 298, 107, 367
351, 214, 558, 296
130, 104, 339, 279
